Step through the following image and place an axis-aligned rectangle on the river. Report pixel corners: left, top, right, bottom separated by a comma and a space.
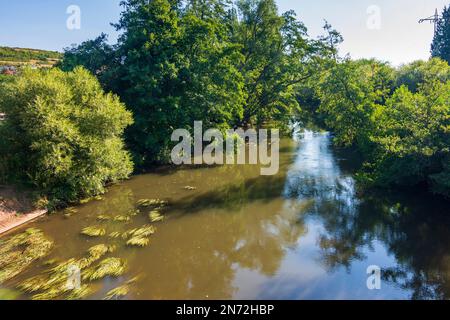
1, 130, 450, 300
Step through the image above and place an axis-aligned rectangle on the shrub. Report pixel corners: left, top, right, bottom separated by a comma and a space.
362, 81, 450, 195
395, 58, 450, 93
0, 67, 133, 207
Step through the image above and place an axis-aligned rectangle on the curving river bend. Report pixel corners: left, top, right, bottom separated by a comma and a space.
1, 131, 450, 300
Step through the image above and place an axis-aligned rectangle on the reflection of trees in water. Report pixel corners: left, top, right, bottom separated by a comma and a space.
90, 184, 137, 215
284, 131, 450, 299
129, 141, 306, 299
291, 169, 450, 299
145, 201, 307, 299
372, 196, 450, 300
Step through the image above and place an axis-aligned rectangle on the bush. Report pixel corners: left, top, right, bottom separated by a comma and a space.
0, 67, 133, 207
361, 81, 450, 196
314, 57, 450, 197
395, 58, 450, 93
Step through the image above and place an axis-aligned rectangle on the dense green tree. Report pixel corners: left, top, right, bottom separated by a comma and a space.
0, 67, 133, 207
365, 80, 450, 193
431, 6, 450, 64
58, 34, 116, 88
313, 57, 450, 197
395, 58, 450, 92
60, 0, 336, 165
108, 0, 245, 166
317, 59, 395, 148
232, 0, 329, 127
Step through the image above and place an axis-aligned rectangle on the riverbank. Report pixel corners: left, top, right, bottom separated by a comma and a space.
0, 186, 47, 235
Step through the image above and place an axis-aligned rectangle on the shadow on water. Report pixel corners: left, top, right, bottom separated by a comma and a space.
1, 131, 450, 300
282, 131, 450, 299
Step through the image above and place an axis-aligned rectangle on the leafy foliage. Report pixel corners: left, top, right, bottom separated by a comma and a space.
58, 34, 115, 86
312, 57, 450, 197
395, 58, 450, 92
0, 67, 133, 207
60, 0, 336, 166
365, 81, 450, 195
317, 58, 395, 148
232, 0, 332, 127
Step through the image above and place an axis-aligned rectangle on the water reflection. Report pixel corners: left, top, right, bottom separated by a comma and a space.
282, 131, 450, 300
1, 131, 450, 300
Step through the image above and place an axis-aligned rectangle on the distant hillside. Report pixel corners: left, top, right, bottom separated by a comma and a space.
0, 47, 62, 68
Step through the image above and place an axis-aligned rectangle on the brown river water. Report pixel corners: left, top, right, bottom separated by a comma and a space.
1, 131, 450, 300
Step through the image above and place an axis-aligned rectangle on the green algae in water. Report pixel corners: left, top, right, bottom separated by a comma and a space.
0, 228, 53, 284
0, 288, 21, 300
81, 226, 106, 237
79, 195, 103, 204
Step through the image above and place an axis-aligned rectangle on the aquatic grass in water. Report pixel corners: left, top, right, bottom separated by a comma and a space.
66, 285, 93, 300
113, 215, 131, 222
103, 276, 139, 300
109, 231, 122, 238
122, 225, 156, 239
126, 237, 150, 247
136, 199, 168, 208
149, 210, 164, 223
64, 207, 78, 217
88, 244, 116, 260
81, 226, 106, 237
129, 209, 140, 216
123, 225, 156, 247
0, 228, 53, 284
2, 195, 166, 298
83, 257, 126, 281
19, 243, 118, 300
97, 215, 111, 221
104, 284, 130, 300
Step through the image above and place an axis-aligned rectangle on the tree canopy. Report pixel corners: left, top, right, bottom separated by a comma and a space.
0, 67, 133, 207
59, 0, 337, 166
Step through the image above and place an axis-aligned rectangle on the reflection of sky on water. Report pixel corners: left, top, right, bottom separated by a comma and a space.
232, 131, 410, 299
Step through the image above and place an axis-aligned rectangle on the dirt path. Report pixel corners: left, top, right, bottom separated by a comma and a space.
0, 186, 47, 235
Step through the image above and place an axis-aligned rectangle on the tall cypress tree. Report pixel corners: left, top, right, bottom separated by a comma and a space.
431, 6, 450, 63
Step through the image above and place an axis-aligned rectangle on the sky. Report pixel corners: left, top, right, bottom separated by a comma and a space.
0, 0, 449, 66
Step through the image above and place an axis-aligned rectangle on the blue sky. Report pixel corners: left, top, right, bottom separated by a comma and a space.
0, 0, 449, 65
